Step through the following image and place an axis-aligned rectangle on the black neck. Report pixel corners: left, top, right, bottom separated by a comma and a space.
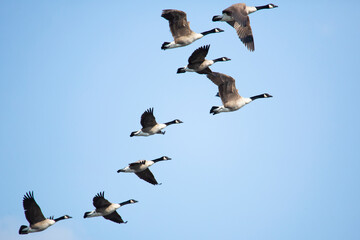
119, 200, 133, 206
54, 216, 68, 222
255, 5, 270, 10
153, 157, 166, 163
213, 57, 225, 62
201, 29, 216, 36
164, 120, 176, 126
250, 94, 267, 101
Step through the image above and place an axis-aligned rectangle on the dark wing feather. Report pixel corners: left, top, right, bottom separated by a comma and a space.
162, 9, 193, 38
140, 108, 157, 128
225, 4, 254, 51
129, 160, 146, 169
135, 168, 158, 185
232, 21, 254, 51
103, 211, 126, 224
219, 81, 240, 105
188, 45, 210, 64
197, 67, 212, 74
206, 72, 240, 105
206, 72, 229, 86
23, 191, 46, 225
93, 192, 111, 209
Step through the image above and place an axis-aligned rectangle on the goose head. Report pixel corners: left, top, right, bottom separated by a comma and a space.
174, 119, 183, 124
263, 93, 273, 98
214, 57, 231, 63
268, 3, 278, 8
212, 28, 224, 33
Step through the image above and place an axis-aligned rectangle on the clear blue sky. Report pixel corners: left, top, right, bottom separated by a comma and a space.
1, 0, 360, 239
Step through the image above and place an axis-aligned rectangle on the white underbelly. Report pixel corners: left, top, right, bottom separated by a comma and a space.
147, 124, 166, 134
225, 99, 247, 110
31, 219, 55, 232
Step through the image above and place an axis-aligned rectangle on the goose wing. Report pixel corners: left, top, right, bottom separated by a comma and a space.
188, 45, 210, 64
129, 160, 146, 170
93, 192, 111, 209
162, 9, 192, 39
103, 211, 126, 224
197, 67, 212, 74
206, 72, 240, 105
224, 4, 254, 51
140, 108, 157, 128
23, 191, 46, 225
135, 168, 159, 185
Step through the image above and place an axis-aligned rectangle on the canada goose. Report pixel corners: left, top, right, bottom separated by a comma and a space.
206, 72, 272, 115
212, 3, 278, 51
130, 108, 183, 137
177, 45, 231, 74
161, 9, 224, 50
83, 192, 137, 224
117, 156, 171, 185
19, 191, 71, 234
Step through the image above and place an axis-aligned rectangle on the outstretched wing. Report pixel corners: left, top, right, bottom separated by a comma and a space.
224, 4, 254, 51
23, 191, 46, 225
188, 45, 210, 64
206, 72, 240, 105
103, 211, 126, 224
129, 160, 146, 170
93, 192, 111, 209
140, 108, 157, 128
135, 168, 159, 185
162, 9, 193, 39
231, 20, 254, 51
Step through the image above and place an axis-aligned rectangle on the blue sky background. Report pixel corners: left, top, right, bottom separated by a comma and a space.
1, 0, 360, 239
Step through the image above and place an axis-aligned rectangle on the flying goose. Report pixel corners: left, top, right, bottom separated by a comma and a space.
19, 191, 72, 234
117, 156, 171, 185
83, 192, 137, 224
130, 108, 183, 137
206, 72, 272, 115
212, 3, 278, 51
161, 9, 224, 50
177, 45, 231, 74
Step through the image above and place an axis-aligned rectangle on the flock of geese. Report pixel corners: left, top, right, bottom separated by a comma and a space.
18, 3, 278, 235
